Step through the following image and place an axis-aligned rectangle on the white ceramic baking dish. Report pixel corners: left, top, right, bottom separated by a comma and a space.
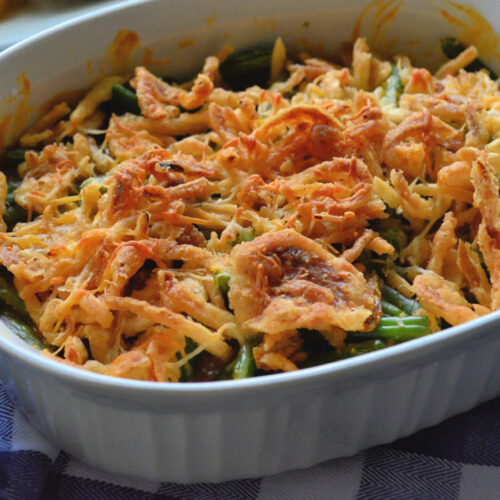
0, 0, 499, 483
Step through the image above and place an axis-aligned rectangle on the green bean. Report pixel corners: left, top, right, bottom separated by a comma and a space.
217, 358, 237, 380
382, 285, 421, 315
472, 247, 486, 267
441, 37, 497, 78
0, 275, 30, 322
339, 339, 387, 357
232, 343, 256, 379
3, 180, 27, 230
441, 37, 465, 59
382, 64, 404, 107
348, 316, 431, 343
302, 339, 386, 368
5, 149, 28, 168
220, 46, 273, 91
78, 175, 108, 194
3, 204, 27, 230
0, 312, 48, 350
236, 228, 255, 243
392, 264, 428, 282
381, 228, 407, 253
381, 300, 404, 317
111, 84, 141, 115
179, 337, 198, 382
350, 325, 429, 342
379, 316, 429, 327
214, 271, 231, 294
7, 180, 20, 202
179, 361, 194, 382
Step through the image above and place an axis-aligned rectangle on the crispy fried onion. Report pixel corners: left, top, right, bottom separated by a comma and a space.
131, 61, 216, 118
105, 296, 231, 360
426, 212, 457, 275
401, 92, 466, 122
457, 240, 491, 308
228, 229, 381, 341
3, 231, 231, 378
100, 148, 215, 223
217, 105, 344, 177
0, 173, 6, 233
383, 109, 463, 179
253, 330, 307, 373
236, 157, 386, 244
471, 158, 500, 310
342, 229, 394, 263
104, 331, 184, 382
413, 273, 489, 326
105, 112, 211, 159
437, 147, 481, 204
14, 142, 88, 214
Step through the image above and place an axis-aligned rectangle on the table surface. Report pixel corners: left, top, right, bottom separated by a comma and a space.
0, 3, 499, 498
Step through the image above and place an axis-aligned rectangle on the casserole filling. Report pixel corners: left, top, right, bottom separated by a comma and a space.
0, 37, 498, 381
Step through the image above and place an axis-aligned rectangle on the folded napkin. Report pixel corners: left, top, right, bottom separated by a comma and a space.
0, 380, 498, 499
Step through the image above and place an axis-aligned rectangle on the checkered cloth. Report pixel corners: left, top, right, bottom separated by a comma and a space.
0, 381, 499, 500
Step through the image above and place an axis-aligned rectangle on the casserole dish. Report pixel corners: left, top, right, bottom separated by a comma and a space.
0, 0, 499, 483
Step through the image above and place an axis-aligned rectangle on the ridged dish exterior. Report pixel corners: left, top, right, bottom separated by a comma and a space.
0, 0, 499, 483
0, 315, 499, 483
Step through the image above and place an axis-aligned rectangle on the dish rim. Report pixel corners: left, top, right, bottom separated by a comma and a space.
0, 0, 498, 396
0, 0, 149, 56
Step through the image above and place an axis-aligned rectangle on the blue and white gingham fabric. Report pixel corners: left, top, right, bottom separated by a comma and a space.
0, 381, 499, 500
